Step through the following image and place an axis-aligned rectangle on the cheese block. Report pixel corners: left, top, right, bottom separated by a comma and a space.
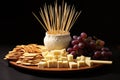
77, 61, 86, 68
38, 61, 47, 68
45, 55, 54, 60
43, 48, 68, 60
67, 54, 73, 62
62, 61, 69, 68
47, 60, 57, 68
69, 62, 78, 69
57, 61, 63, 68
76, 55, 86, 61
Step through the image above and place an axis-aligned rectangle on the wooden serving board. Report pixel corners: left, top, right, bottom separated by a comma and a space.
9, 61, 103, 72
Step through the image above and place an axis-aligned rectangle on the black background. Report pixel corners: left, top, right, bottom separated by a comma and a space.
0, 0, 116, 46
0, 1, 120, 80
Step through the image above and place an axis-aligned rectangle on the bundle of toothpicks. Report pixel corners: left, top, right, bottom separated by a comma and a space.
32, 0, 81, 34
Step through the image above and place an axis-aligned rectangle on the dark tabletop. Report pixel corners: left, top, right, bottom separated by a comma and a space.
0, 45, 120, 80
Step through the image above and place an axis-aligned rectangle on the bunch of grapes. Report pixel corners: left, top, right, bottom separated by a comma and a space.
67, 32, 112, 60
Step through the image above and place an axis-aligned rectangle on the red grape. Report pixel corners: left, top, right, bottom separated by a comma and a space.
89, 40, 96, 49
96, 39, 105, 46
66, 32, 112, 60
101, 47, 109, 51
80, 32, 87, 39
101, 51, 112, 57
73, 35, 78, 40
93, 51, 101, 59
70, 51, 77, 58
78, 49, 84, 55
101, 51, 107, 57
78, 42, 85, 49
73, 44, 79, 50
71, 40, 79, 45
99, 40, 105, 46
67, 47, 73, 53
77, 36, 83, 42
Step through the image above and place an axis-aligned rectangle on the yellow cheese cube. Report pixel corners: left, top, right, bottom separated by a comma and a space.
47, 60, 57, 68
67, 54, 73, 62
80, 55, 86, 60
45, 55, 53, 60
47, 60, 53, 68
57, 61, 63, 68
38, 61, 47, 68
85, 57, 93, 67
61, 57, 67, 61
76, 56, 81, 61
58, 57, 67, 61
77, 61, 86, 68
62, 61, 69, 68
52, 60, 58, 68
69, 62, 78, 69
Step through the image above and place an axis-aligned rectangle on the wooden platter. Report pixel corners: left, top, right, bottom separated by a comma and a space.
9, 61, 103, 72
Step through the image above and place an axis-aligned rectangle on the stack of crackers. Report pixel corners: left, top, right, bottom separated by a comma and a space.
4, 44, 47, 65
